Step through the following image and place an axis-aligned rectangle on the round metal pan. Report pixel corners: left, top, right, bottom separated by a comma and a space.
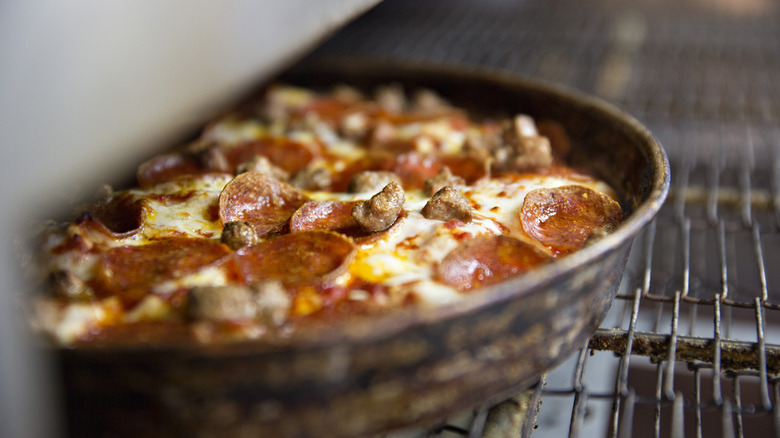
55, 60, 669, 437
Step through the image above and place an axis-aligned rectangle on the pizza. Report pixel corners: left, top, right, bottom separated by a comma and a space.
29, 83, 624, 346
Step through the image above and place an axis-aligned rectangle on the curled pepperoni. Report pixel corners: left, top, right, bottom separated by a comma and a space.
436, 235, 550, 291
236, 231, 356, 287
94, 238, 234, 304
78, 195, 150, 237
94, 196, 147, 235
520, 185, 624, 252
218, 172, 310, 238
290, 200, 360, 234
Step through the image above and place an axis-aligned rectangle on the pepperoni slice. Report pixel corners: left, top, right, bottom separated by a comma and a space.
393, 153, 442, 189
332, 152, 443, 191
225, 138, 315, 174
520, 185, 624, 252
289, 200, 406, 243
137, 153, 203, 188
536, 120, 572, 163
290, 200, 360, 234
236, 231, 356, 287
328, 153, 396, 192
73, 194, 151, 238
137, 138, 316, 188
295, 97, 352, 123
441, 154, 490, 184
436, 235, 550, 291
218, 172, 310, 237
94, 238, 233, 304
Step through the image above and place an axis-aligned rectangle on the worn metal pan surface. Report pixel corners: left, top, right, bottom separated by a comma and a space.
56, 60, 669, 437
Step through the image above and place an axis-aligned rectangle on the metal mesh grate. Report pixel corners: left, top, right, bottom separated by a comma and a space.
306, 0, 780, 436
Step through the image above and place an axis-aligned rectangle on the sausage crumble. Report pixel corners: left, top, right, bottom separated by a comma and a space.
352, 182, 405, 232
421, 186, 473, 223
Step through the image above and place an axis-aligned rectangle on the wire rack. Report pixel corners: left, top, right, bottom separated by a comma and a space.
306, 0, 780, 436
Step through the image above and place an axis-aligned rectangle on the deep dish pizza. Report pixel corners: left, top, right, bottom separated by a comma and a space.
30, 83, 624, 346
